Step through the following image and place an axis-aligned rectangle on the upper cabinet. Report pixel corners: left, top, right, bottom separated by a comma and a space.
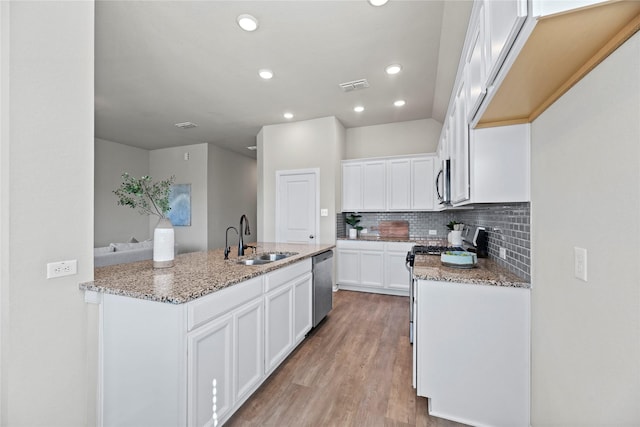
438, 0, 637, 206
475, 0, 639, 127
342, 155, 436, 212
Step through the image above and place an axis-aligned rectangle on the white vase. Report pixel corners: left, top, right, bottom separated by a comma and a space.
450, 230, 463, 246
153, 217, 174, 268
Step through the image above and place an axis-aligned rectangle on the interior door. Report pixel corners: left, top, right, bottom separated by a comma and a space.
276, 170, 319, 244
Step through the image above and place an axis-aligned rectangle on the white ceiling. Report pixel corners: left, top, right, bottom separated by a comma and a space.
95, 0, 472, 158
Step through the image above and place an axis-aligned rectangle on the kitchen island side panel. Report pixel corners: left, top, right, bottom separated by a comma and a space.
102, 294, 186, 427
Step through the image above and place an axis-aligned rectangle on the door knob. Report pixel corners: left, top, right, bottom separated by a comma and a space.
309, 235, 315, 239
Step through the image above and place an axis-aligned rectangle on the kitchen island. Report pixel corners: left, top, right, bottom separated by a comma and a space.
80, 242, 334, 427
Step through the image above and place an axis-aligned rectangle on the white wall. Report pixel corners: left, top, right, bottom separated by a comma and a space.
94, 138, 150, 246
207, 144, 257, 251
257, 116, 344, 244
1, 2, 97, 426
150, 143, 208, 254
344, 119, 441, 159
530, 33, 640, 425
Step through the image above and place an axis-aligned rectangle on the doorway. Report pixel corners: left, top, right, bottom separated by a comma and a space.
275, 169, 319, 244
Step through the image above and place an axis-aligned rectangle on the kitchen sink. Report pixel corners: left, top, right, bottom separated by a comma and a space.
237, 252, 296, 266
237, 259, 272, 266
257, 253, 289, 261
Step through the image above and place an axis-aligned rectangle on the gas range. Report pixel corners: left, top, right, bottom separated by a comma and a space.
406, 244, 464, 267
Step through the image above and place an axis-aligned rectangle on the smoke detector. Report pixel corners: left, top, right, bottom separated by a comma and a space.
174, 122, 198, 129
339, 79, 370, 92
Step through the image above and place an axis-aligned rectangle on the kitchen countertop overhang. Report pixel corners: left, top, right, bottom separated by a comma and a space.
80, 242, 335, 304
413, 255, 530, 289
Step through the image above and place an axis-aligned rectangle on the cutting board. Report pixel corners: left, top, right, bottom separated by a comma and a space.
378, 220, 409, 239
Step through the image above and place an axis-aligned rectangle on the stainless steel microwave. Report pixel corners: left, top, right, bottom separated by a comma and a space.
436, 159, 451, 205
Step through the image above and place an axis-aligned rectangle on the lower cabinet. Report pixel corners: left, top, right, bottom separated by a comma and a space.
99, 258, 312, 427
336, 240, 413, 296
415, 279, 530, 427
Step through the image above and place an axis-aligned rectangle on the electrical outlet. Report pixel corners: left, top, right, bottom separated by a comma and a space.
47, 260, 77, 279
428, 230, 437, 235
499, 247, 507, 259
574, 247, 587, 282
320, 209, 328, 217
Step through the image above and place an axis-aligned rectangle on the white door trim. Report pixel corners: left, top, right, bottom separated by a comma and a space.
275, 168, 320, 244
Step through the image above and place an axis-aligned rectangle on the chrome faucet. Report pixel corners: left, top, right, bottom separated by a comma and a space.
238, 214, 251, 256
224, 226, 238, 260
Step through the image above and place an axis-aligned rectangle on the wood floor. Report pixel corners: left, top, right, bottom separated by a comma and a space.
226, 290, 468, 427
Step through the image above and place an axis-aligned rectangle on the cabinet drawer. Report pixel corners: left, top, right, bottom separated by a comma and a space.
337, 240, 385, 251
264, 259, 312, 292
187, 276, 263, 331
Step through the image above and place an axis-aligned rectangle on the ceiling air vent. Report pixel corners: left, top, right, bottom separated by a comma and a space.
174, 121, 198, 129
339, 79, 370, 92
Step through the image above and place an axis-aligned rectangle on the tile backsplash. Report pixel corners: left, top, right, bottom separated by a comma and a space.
338, 202, 530, 281
454, 203, 530, 281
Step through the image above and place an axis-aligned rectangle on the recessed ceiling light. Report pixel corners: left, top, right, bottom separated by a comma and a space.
385, 64, 402, 75
237, 14, 258, 32
246, 146, 257, 151
283, 112, 294, 119
369, 0, 389, 6
394, 100, 406, 107
354, 106, 365, 113
258, 69, 274, 80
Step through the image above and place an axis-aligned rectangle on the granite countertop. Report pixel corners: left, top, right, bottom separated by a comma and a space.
79, 242, 335, 304
413, 255, 530, 289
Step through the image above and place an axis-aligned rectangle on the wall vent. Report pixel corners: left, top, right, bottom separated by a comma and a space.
174, 121, 198, 129
339, 79, 370, 92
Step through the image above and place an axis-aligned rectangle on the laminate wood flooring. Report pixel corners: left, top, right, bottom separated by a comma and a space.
226, 290, 468, 427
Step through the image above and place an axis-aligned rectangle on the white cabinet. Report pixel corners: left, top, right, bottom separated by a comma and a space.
454, 123, 530, 206
265, 284, 294, 374
363, 160, 386, 210
465, 1, 487, 122
484, 0, 527, 86
415, 279, 530, 427
384, 242, 414, 291
411, 157, 435, 210
387, 158, 411, 210
342, 162, 363, 211
98, 259, 313, 427
188, 312, 234, 426
342, 155, 436, 212
450, 81, 470, 205
341, 160, 386, 211
337, 240, 412, 296
264, 261, 313, 374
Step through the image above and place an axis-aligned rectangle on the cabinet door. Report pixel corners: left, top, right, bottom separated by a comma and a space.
293, 273, 313, 344
385, 250, 412, 291
362, 161, 386, 210
336, 249, 360, 285
187, 314, 233, 427
342, 162, 363, 211
466, 3, 487, 122
451, 81, 470, 204
234, 298, 263, 403
264, 284, 294, 374
484, 0, 527, 86
360, 250, 384, 287
387, 159, 411, 210
411, 157, 435, 210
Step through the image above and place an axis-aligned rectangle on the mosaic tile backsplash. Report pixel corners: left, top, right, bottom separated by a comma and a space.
338, 202, 530, 281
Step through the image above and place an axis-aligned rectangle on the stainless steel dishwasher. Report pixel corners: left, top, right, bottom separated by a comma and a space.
312, 250, 333, 327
